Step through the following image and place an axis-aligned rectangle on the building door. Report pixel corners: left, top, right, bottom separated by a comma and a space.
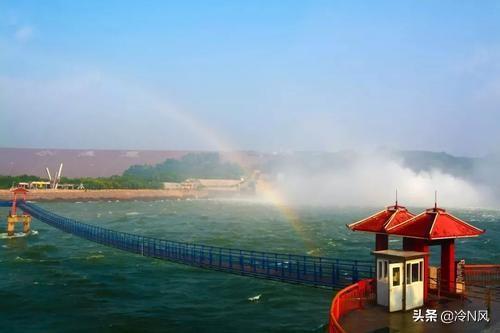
389, 262, 404, 312
376, 259, 389, 306
405, 259, 424, 310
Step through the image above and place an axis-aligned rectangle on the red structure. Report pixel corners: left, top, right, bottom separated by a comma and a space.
329, 278, 375, 333
347, 201, 415, 250
10, 187, 29, 216
348, 199, 485, 301
387, 205, 484, 295
6, 187, 31, 236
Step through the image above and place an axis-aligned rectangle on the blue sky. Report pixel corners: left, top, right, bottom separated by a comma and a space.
1, 1, 499, 156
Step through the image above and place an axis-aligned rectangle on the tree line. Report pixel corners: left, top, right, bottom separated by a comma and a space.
0, 153, 243, 190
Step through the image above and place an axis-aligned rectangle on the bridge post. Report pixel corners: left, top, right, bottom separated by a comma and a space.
319, 257, 323, 279
239, 250, 243, 271
219, 248, 222, 268
6, 188, 31, 237
352, 261, 359, 283
313, 262, 317, 282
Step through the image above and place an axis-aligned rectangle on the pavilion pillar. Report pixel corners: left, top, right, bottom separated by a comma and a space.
440, 239, 455, 293
375, 234, 388, 251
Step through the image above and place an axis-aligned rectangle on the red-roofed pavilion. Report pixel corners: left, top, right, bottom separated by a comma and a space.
347, 202, 415, 250
348, 198, 485, 301
387, 205, 484, 295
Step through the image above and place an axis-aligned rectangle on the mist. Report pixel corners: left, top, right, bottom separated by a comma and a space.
258, 152, 496, 209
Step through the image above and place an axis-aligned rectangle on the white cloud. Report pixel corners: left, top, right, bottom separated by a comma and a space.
14, 25, 33, 42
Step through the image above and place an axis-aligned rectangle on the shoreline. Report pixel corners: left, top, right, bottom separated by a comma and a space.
0, 189, 209, 202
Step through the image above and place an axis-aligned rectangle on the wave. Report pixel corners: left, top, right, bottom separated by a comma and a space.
0, 230, 38, 239
86, 254, 105, 260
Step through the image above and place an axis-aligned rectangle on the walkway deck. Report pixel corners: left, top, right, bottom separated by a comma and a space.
340, 295, 499, 333
0, 201, 375, 289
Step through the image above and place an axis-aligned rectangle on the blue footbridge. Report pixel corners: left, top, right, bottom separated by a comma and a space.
1, 200, 374, 290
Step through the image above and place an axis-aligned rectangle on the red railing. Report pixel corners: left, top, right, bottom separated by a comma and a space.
462, 264, 500, 285
329, 278, 375, 333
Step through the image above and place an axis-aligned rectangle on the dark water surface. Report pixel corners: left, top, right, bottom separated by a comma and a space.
1, 199, 499, 332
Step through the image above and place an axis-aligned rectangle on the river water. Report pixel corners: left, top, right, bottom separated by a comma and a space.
1, 199, 498, 332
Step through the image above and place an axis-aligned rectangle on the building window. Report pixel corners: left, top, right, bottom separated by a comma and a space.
406, 263, 411, 284
378, 261, 382, 279
384, 261, 388, 278
393, 267, 400, 286
412, 263, 420, 282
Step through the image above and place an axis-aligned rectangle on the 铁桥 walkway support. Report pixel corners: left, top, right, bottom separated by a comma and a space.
6, 188, 31, 236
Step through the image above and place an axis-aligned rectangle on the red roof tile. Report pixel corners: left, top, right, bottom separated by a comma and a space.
386, 207, 484, 240
347, 205, 415, 234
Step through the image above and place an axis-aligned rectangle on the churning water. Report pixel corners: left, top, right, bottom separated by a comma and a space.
1, 199, 499, 332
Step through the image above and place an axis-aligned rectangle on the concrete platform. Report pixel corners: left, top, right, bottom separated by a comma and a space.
340, 295, 499, 333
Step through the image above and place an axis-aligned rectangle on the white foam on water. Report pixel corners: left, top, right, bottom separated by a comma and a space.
126, 212, 140, 216
0, 230, 38, 239
86, 254, 105, 260
248, 294, 262, 302
15, 256, 33, 262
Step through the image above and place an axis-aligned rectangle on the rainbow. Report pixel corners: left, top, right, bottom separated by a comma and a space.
149, 98, 320, 254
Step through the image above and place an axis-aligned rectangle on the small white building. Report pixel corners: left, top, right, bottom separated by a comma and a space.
181, 178, 245, 192
163, 182, 182, 190
373, 249, 427, 312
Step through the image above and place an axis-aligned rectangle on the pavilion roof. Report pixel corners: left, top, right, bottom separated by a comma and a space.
347, 204, 415, 234
386, 207, 485, 240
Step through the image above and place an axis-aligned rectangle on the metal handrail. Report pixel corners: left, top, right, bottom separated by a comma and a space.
329, 278, 375, 333
12, 201, 375, 289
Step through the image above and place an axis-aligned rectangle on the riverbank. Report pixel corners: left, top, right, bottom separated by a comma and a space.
0, 189, 208, 201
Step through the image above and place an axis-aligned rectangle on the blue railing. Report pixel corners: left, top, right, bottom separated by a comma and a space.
7, 201, 374, 289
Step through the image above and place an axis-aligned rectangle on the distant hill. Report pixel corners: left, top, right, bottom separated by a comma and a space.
394, 150, 500, 194
0, 148, 188, 177
393, 150, 477, 179
0, 148, 268, 178
1, 148, 498, 191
